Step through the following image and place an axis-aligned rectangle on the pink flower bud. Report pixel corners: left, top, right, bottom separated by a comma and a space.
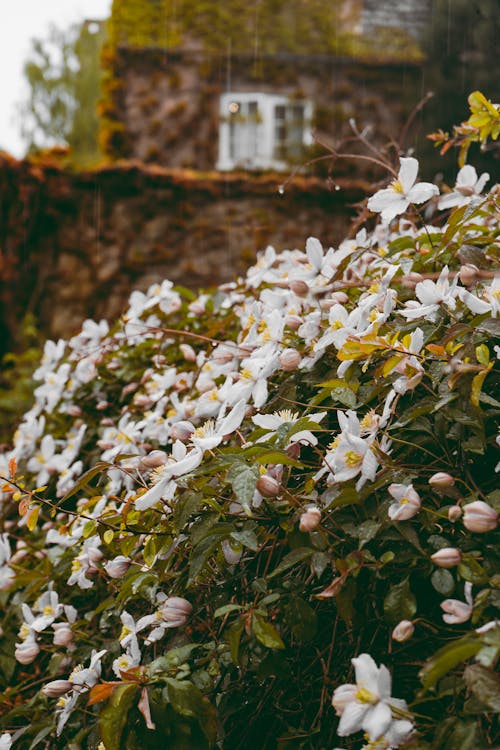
459, 264, 479, 286
299, 505, 321, 532
256, 475, 281, 497
133, 394, 154, 408
392, 620, 415, 642
289, 280, 309, 297
42, 679, 73, 697
180, 344, 197, 362
280, 348, 302, 371
15, 640, 40, 664
66, 405, 83, 417
169, 421, 195, 442
121, 382, 139, 397
285, 315, 304, 330
463, 501, 498, 533
429, 472, 455, 490
52, 623, 74, 647
140, 450, 168, 469
431, 547, 462, 568
105, 556, 131, 578
448, 505, 462, 522
160, 597, 193, 625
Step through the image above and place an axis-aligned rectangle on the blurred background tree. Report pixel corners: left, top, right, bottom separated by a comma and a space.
20, 19, 106, 164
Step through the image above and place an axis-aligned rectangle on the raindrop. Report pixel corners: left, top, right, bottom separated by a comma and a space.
278, 184, 285, 195
335, 185, 341, 191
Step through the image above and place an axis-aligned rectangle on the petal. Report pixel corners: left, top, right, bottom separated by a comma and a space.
362, 701, 393, 740
306, 237, 324, 271
353, 653, 380, 693
381, 197, 409, 224
367, 188, 399, 213
456, 164, 477, 187
398, 157, 419, 192
407, 182, 439, 204
217, 399, 247, 436
337, 701, 369, 736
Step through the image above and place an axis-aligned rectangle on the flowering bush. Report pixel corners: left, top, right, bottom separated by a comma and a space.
0, 95, 499, 750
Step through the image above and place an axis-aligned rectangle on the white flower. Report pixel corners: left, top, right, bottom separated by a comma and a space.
135, 441, 203, 510
388, 484, 421, 521
332, 653, 412, 742
252, 408, 326, 447
0, 733, 12, 750
400, 266, 458, 321
189, 399, 247, 452
441, 582, 473, 624
367, 158, 438, 224
438, 165, 489, 210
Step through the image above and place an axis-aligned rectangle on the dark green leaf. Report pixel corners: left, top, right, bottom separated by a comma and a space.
431, 568, 455, 596
227, 462, 259, 514
285, 597, 317, 642
99, 683, 139, 750
420, 637, 482, 690
384, 578, 417, 625
269, 547, 314, 578
252, 615, 285, 649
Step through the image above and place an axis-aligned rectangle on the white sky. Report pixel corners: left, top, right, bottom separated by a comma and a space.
0, 0, 112, 157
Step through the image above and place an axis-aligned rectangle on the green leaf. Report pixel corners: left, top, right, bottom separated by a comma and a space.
311, 551, 330, 578
252, 614, 285, 649
458, 555, 488, 585
431, 568, 455, 596
420, 637, 482, 690
173, 492, 203, 532
214, 603, 243, 618
99, 683, 139, 750
384, 578, 417, 625
60, 462, 112, 501
269, 547, 314, 578
230, 528, 259, 552
165, 678, 217, 745
227, 622, 244, 665
463, 663, 500, 712
227, 462, 259, 514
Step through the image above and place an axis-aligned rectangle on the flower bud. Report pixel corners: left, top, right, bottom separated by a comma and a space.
140, 450, 168, 469
15, 640, 40, 664
133, 394, 153, 408
105, 556, 131, 578
160, 597, 193, 626
429, 472, 455, 490
52, 623, 74, 647
169, 421, 194, 442
285, 315, 304, 330
121, 382, 139, 397
448, 505, 462, 522
42, 679, 73, 697
180, 343, 197, 362
392, 620, 414, 642
431, 547, 462, 568
459, 264, 479, 286
289, 280, 309, 297
299, 505, 321, 532
66, 405, 83, 417
280, 348, 302, 371
463, 501, 498, 533
256, 475, 280, 497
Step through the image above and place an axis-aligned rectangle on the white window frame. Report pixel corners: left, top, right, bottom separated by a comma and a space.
217, 92, 313, 171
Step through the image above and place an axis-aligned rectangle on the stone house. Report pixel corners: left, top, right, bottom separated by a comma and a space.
101, 0, 432, 174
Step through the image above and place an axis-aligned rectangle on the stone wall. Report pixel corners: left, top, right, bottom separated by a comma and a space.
0, 153, 368, 355
103, 48, 424, 168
